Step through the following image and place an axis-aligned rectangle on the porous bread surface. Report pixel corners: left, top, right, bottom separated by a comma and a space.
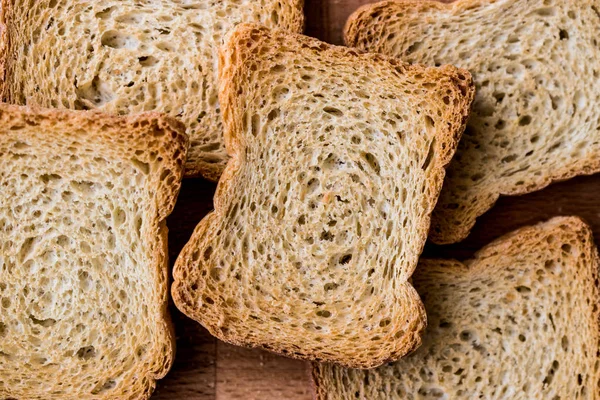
172, 24, 474, 369
345, 0, 600, 243
0, 104, 188, 399
313, 216, 600, 399
0, 0, 304, 180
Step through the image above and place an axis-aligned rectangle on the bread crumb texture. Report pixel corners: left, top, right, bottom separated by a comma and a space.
172, 24, 474, 369
346, 0, 600, 243
314, 216, 600, 399
0, 104, 187, 399
0, 0, 304, 180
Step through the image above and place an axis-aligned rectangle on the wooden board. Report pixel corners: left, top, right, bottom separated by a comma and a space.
154, 1, 600, 398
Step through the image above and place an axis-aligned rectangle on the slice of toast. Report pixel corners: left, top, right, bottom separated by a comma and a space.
0, 0, 304, 180
345, 0, 600, 243
172, 24, 474, 369
313, 216, 600, 399
0, 104, 187, 399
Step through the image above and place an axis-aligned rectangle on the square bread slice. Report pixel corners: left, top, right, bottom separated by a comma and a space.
172, 24, 474, 369
345, 0, 600, 243
313, 216, 600, 399
0, 0, 304, 180
0, 104, 187, 399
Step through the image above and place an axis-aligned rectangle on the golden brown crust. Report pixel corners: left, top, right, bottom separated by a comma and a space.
344, 0, 492, 46
0, 103, 187, 399
173, 24, 473, 369
0, 0, 8, 99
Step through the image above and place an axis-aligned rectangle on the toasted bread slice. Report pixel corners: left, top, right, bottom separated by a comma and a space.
0, 104, 187, 399
313, 216, 600, 399
172, 24, 474, 369
0, 0, 304, 180
346, 0, 600, 243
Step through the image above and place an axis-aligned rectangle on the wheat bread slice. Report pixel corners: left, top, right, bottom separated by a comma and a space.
172, 24, 474, 368
0, 0, 304, 180
313, 216, 600, 399
0, 104, 188, 399
345, 0, 600, 244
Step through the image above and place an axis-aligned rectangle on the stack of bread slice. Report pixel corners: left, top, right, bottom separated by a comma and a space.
0, 0, 599, 398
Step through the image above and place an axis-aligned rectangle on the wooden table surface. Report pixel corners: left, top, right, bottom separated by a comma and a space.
154, 1, 600, 398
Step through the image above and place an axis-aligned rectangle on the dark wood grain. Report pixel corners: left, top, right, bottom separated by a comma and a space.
154, 1, 600, 398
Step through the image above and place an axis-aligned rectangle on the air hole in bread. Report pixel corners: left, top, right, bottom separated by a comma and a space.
548, 141, 563, 152
324, 282, 338, 291
561, 335, 569, 351
182, 3, 205, 10
339, 254, 352, 265
18, 237, 37, 262
135, 216, 143, 237
116, 12, 144, 25
519, 115, 532, 126
203, 246, 213, 261
75, 76, 114, 108
130, 158, 150, 175
421, 139, 436, 170
459, 330, 474, 341
95, 6, 117, 19
273, 86, 291, 101
535, 6, 557, 16
138, 56, 159, 67
76, 346, 96, 360
92, 379, 117, 395
362, 152, 380, 174
78, 270, 92, 290
306, 178, 319, 194
101, 31, 138, 49
320, 230, 334, 241
424, 115, 435, 129
379, 319, 391, 327
251, 114, 260, 137
210, 268, 222, 281
155, 41, 175, 52
323, 107, 343, 117
406, 41, 423, 55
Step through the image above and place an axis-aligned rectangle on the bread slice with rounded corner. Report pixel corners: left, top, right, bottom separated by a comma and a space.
0, 104, 188, 399
345, 0, 600, 244
313, 216, 600, 399
0, 0, 304, 180
172, 23, 474, 369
